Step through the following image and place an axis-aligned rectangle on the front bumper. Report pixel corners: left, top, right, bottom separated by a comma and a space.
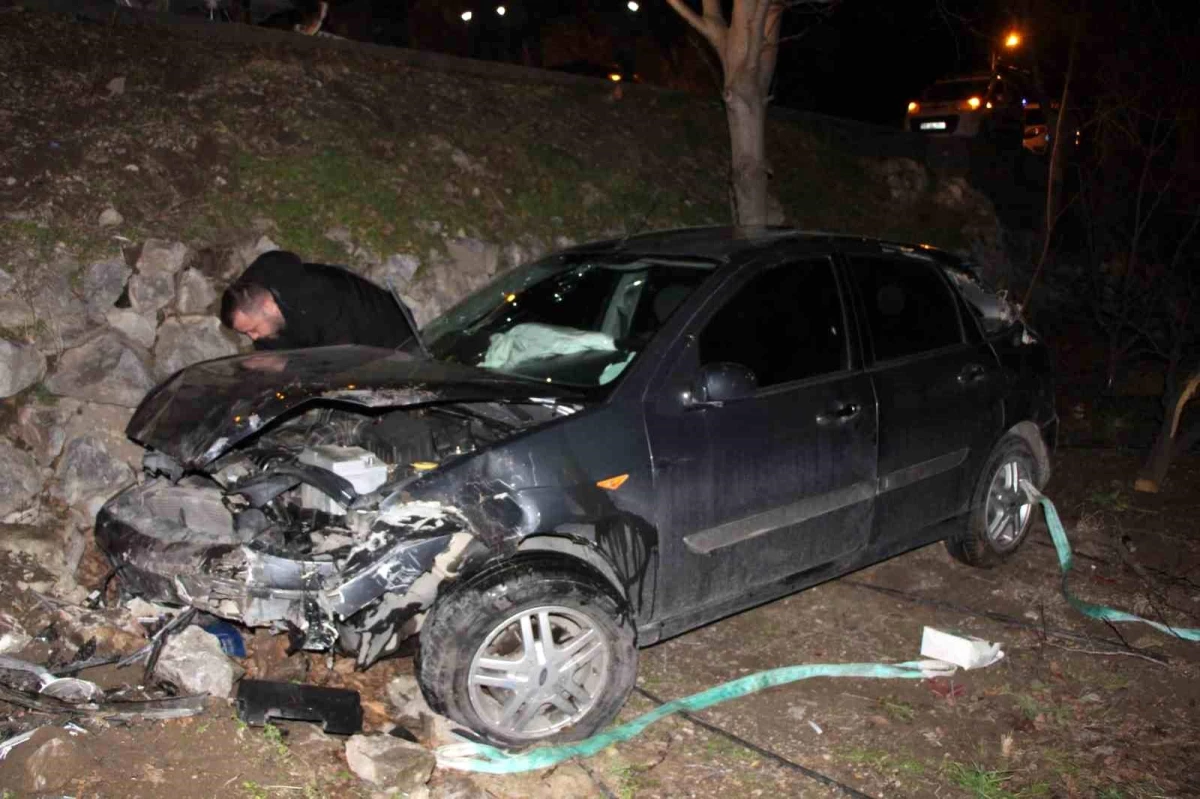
96, 479, 479, 664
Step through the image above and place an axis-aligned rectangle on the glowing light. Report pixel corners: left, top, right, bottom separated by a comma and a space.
608, 73, 622, 82
505, 293, 516, 302
967, 96, 982, 110
496, 5, 505, 15
986, 101, 993, 109
597, 474, 630, 491
1004, 31, 1021, 48
627, 0, 639, 10
412, 461, 438, 471
460, 10, 472, 21
907, 101, 918, 113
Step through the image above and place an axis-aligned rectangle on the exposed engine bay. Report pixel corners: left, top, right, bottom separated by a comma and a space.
97, 400, 566, 668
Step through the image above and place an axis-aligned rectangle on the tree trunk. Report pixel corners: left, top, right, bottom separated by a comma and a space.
725, 74, 769, 227
1135, 365, 1200, 493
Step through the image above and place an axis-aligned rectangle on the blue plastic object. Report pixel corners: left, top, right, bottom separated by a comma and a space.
200, 620, 246, 658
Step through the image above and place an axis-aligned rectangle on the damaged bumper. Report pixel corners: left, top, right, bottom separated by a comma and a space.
96, 479, 480, 667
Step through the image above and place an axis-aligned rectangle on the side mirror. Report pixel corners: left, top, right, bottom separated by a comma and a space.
689, 362, 758, 407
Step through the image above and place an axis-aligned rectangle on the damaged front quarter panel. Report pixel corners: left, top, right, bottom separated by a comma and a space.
98, 476, 498, 668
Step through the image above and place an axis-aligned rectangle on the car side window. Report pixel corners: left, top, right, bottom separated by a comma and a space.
846, 255, 963, 362
698, 258, 846, 388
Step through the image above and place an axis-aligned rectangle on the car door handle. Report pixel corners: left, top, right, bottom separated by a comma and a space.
816, 402, 862, 426
957, 363, 987, 385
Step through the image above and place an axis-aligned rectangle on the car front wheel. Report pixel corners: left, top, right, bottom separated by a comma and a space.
416, 557, 638, 747
946, 435, 1038, 567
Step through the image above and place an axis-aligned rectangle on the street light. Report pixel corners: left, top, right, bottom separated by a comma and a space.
1004, 31, 1021, 48
496, 5, 505, 15
461, 10, 472, 22
627, 1, 640, 11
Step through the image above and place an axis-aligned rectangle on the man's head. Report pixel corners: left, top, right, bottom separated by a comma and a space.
221, 279, 285, 342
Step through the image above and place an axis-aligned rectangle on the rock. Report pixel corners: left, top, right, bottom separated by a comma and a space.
28, 263, 94, 353
580, 181, 607, 209
98, 206, 124, 226
0, 338, 46, 397
446, 238, 500, 282
105, 308, 157, 348
107, 76, 126, 96
874, 157, 930, 205
386, 674, 456, 746
23, 735, 82, 793
175, 268, 217, 314
368, 253, 421, 290
45, 332, 155, 408
0, 438, 42, 519
14, 397, 81, 465
136, 239, 189, 275
153, 316, 239, 379
154, 625, 240, 697
224, 234, 281, 280
0, 613, 32, 655
0, 523, 86, 590
0, 268, 35, 332
50, 435, 135, 517
128, 269, 176, 314
345, 734, 435, 792
82, 259, 132, 319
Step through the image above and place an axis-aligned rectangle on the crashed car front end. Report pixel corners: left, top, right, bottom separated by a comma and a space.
95, 346, 584, 668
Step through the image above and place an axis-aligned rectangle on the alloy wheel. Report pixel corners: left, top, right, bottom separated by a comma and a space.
985, 458, 1032, 550
467, 604, 611, 740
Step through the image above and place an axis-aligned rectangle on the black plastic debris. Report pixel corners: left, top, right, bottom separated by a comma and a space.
235, 679, 363, 736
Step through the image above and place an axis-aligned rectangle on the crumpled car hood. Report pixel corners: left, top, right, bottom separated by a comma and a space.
128, 345, 582, 468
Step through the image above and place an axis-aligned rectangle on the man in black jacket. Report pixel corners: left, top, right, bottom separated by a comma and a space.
220, 250, 416, 351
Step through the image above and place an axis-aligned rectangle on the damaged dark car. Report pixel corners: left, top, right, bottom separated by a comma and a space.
96, 228, 1056, 746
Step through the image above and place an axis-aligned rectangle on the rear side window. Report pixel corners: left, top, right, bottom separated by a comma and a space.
698, 258, 846, 388
847, 256, 962, 362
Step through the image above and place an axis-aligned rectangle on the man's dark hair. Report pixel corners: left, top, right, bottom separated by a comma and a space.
219, 281, 272, 329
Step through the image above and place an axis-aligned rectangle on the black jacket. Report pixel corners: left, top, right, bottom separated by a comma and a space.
238, 252, 416, 351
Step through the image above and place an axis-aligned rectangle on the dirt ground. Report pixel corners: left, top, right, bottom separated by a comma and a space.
2, 447, 1197, 799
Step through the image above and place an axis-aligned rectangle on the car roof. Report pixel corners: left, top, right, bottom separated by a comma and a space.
556, 225, 965, 267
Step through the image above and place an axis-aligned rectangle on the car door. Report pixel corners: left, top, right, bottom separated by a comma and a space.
841, 250, 1003, 546
645, 254, 877, 620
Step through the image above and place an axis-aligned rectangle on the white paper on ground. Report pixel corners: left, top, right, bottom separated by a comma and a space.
920, 626, 1005, 670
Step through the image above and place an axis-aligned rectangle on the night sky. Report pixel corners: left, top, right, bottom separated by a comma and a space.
324, 0, 1011, 128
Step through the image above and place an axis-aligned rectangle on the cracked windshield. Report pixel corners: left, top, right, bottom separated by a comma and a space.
424, 256, 716, 386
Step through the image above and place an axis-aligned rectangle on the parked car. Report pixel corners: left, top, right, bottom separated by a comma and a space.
96, 227, 1057, 746
906, 73, 1025, 144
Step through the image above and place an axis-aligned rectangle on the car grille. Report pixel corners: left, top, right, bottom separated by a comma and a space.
911, 116, 959, 133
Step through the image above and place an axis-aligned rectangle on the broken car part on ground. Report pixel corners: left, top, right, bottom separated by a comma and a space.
95, 226, 1057, 747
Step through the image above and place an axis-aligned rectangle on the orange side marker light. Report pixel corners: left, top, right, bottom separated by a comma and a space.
596, 474, 629, 491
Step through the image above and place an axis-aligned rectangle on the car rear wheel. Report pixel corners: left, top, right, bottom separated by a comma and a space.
416, 557, 637, 747
946, 435, 1038, 568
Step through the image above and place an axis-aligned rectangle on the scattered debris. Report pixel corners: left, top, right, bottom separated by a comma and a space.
920, 626, 1005, 669
0, 729, 38, 761
0, 654, 103, 703
0, 612, 31, 655
236, 679, 363, 736
201, 619, 246, 657
345, 733, 435, 792
154, 625, 241, 698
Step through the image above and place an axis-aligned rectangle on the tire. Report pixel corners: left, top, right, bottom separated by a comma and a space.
416, 556, 638, 747
946, 435, 1038, 568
